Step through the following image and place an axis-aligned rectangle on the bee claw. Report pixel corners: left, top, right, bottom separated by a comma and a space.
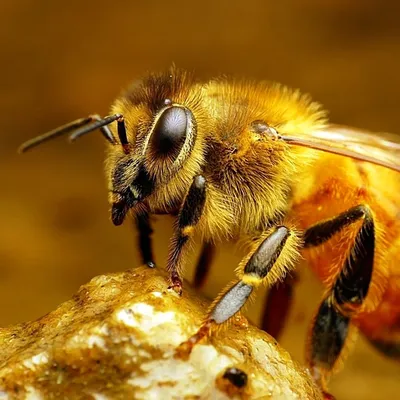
168, 285, 183, 296
322, 392, 336, 400
168, 276, 183, 296
174, 339, 193, 360
175, 320, 213, 360
146, 261, 155, 268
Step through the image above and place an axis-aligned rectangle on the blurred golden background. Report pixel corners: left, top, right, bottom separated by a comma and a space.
1, 1, 399, 399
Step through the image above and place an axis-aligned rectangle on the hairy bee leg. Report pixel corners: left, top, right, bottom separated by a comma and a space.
209, 226, 292, 323
304, 205, 375, 388
166, 175, 207, 294
193, 241, 215, 289
135, 211, 155, 268
260, 271, 298, 339
176, 226, 298, 355
303, 205, 369, 248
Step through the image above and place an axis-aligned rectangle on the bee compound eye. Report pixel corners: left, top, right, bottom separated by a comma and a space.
150, 106, 188, 158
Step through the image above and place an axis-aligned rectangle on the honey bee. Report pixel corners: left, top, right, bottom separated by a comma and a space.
19, 66, 400, 394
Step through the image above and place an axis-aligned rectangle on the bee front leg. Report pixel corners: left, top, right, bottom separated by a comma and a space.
176, 225, 301, 355
166, 175, 207, 295
304, 205, 375, 391
135, 211, 155, 268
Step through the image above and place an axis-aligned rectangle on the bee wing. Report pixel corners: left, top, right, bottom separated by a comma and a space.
280, 124, 400, 173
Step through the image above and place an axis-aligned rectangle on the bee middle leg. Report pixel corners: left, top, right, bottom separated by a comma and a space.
260, 271, 299, 340
193, 241, 216, 289
176, 225, 301, 355
166, 175, 207, 294
303, 205, 375, 390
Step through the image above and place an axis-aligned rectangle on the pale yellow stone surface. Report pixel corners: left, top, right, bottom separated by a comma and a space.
0, 267, 322, 399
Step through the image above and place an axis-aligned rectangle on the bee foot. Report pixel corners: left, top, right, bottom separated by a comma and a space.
310, 366, 335, 400
322, 392, 336, 400
175, 321, 213, 360
146, 261, 156, 268
168, 275, 183, 295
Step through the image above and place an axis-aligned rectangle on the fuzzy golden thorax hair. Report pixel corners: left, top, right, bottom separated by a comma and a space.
105, 67, 327, 237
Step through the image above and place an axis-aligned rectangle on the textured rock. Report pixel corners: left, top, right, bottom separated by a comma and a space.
0, 266, 322, 399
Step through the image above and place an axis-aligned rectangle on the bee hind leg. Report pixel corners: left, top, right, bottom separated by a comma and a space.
304, 205, 375, 391
175, 225, 301, 357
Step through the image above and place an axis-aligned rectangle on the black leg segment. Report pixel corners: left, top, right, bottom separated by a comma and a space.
310, 296, 350, 371
178, 175, 207, 230
244, 227, 290, 278
304, 205, 368, 248
334, 212, 374, 309
135, 211, 155, 268
307, 204, 375, 381
167, 175, 207, 294
193, 241, 215, 289
261, 272, 298, 339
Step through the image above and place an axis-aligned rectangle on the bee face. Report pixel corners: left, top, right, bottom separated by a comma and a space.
108, 88, 200, 226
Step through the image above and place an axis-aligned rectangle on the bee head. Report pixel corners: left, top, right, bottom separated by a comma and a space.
107, 68, 205, 225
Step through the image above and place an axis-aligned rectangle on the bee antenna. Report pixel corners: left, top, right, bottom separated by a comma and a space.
68, 114, 122, 143
18, 114, 120, 153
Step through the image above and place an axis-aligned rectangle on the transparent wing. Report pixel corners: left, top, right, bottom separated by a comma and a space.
279, 124, 400, 173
